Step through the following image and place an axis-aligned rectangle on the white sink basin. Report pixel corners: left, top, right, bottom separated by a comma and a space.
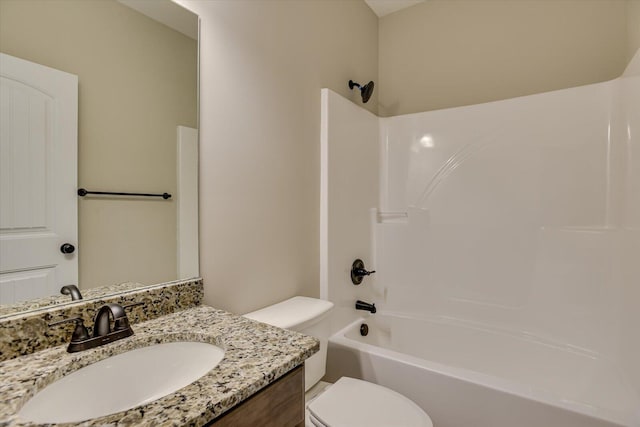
18, 341, 225, 423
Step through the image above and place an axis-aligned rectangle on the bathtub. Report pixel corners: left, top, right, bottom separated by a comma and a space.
325, 313, 640, 427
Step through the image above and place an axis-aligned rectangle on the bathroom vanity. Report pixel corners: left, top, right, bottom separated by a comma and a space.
0, 279, 318, 426
208, 364, 305, 427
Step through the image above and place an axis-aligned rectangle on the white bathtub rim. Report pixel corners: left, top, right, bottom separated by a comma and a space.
376, 309, 604, 361
329, 316, 638, 427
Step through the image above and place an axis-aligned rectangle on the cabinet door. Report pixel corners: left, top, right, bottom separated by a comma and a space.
210, 364, 304, 427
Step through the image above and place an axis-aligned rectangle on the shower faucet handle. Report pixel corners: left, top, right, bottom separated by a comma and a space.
351, 259, 376, 285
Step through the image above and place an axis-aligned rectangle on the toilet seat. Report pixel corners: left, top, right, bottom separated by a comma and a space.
307, 377, 433, 427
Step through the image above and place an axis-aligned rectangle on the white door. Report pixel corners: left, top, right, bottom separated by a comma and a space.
0, 53, 78, 305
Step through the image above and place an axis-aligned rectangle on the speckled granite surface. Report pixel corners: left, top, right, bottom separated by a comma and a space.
0, 280, 193, 318
0, 278, 203, 361
0, 305, 319, 426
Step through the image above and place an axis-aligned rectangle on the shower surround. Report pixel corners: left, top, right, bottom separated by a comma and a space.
321, 52, 640, 426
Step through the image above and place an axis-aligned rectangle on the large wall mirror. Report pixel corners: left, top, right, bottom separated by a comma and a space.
0, 0, 199, 316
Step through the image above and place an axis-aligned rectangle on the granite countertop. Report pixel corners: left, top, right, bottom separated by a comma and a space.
0, 279, 197, 318
0, 305, 319, 426
0, 282, 150, 317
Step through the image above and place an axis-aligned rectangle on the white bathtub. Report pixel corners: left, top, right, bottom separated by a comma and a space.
326, 313, 640, 427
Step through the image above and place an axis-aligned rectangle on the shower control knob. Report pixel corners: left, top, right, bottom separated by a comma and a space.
351, 259, 376, 285
60, 243, 75, 254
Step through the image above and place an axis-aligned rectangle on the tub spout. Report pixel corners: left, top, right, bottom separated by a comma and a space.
355, 300, 376, 314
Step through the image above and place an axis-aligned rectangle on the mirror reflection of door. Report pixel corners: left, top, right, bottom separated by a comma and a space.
0, 53, 78, 304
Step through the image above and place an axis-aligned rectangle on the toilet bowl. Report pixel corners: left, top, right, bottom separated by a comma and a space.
244, 297, 433, 427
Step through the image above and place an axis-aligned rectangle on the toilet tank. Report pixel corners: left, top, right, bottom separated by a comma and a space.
244, 296, 334, 391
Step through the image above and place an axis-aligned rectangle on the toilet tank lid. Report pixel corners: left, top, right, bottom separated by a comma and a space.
243, 296, 334, 329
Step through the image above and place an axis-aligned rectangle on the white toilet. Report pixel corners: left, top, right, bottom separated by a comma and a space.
244, 296, 434, 427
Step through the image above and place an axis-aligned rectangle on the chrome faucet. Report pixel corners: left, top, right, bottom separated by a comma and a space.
60, 284, 83, 301
49, 302, 143, 353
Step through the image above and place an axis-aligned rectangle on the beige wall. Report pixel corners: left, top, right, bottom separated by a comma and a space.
178, 0, 378, 315
173, 0, 631, 315
378, 0, 630, 116
0, 0, 197, 289
629, 0, 640, 62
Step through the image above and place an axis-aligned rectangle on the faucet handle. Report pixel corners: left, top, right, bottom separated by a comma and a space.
49, 317, 90, 342
351, 259, 376, 285
113, 317, 130, 332
122, 301, 144, 310
114, 302, 144, 331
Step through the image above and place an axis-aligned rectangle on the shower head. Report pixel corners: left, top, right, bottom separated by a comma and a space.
349, 80, 374, 103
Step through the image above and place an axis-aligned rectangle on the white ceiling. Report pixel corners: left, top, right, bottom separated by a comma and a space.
364, 0, 426, 18
118, 0, 198, 40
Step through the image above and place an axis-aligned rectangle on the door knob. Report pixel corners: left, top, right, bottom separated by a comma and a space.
60, 243, 75, 254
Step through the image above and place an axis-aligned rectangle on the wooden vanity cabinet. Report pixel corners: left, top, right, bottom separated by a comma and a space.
208, 364, 305, 427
